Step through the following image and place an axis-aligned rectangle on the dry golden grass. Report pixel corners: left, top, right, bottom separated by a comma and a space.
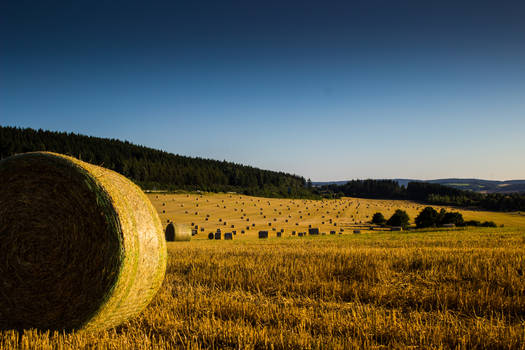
1, 193, 524, 349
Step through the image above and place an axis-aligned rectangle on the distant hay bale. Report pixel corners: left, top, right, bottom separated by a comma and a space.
354, 230, 361, 234
224, 232, 233, 240
208, 232, 214, 239
165, 223, 191, 241
330, 230, 336, 235
214, 231, 222, 240
276, 232, 282, 237
258, 231, 269, 239
308, 228, 320, 235
0, 152, 167, 331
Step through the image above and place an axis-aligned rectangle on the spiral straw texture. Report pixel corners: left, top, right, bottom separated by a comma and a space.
0, 152, 167, 331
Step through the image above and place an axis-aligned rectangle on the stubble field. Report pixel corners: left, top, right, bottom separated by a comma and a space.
1, 193, 524, 349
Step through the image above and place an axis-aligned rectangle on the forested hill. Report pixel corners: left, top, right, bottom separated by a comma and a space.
317, 180, 525, 212
0, 126, 315, 198
3, 126, 525, 210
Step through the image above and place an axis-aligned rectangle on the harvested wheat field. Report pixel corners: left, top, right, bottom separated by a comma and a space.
1, 193, 524, 349
149, 193, 525, 238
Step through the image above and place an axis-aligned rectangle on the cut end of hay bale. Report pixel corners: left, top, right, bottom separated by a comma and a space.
0, 152, 167, 332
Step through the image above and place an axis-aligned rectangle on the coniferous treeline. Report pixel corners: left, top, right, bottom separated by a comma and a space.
319, 179, 405, 199
0, 126, 317, 198
319, 180, 525, 212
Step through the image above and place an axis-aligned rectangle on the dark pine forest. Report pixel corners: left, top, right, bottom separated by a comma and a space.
0, 126, 315, 198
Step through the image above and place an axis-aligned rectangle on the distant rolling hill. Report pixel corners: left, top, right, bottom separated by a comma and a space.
314, 179, 525, 194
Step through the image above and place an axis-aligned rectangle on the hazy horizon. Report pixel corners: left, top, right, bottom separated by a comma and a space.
2, 1, 524, 181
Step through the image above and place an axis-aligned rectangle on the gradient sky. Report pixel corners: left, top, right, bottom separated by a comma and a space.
2, 1, 525, 181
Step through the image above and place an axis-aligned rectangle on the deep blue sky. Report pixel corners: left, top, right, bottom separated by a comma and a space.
2, 1, 524, 181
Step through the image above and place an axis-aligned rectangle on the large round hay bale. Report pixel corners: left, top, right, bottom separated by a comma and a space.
0, 152, 167, 331
165, 222, 191, 242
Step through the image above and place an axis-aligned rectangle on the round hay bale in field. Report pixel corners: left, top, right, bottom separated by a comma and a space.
0, 152, 167, 332
165, 223, 192, 241
258, 230, 269, 239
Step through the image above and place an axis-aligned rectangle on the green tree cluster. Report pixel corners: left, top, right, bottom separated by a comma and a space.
386, 210, 410, 228
371, 212, 386, 225
415, 207, 465, 228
